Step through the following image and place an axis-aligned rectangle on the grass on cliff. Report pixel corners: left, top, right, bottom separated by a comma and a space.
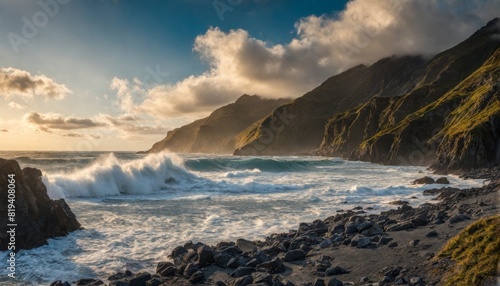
438, 215, 500, 286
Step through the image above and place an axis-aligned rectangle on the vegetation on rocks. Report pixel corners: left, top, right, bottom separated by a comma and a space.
438, 215, 500, 286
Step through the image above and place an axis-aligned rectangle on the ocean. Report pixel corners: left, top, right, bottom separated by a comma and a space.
0, 151, 483, 285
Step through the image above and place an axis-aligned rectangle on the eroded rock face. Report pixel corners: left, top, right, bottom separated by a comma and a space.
0, 159, 81, 251
319, 18, 500, 172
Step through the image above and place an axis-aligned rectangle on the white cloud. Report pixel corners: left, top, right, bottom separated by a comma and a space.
0, 67, 72, 100
111, 0, 499, 119
7, 101, 25, 110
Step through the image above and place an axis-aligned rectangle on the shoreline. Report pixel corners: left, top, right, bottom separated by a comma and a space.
48, 171, 499, 286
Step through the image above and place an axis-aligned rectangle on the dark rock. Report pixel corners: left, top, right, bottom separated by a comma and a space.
253, 272, 273, 284
109, 281, 130, 286
436, 177, 450, 184
156, 262, 175, 276
146, 277, 163, 286
230, 266, 255, 278
388, 242, 398, 248
394, 277, 408, 285
284, 249, 307, 261
130, 272, 151, 286
319, 238, 332, 248
361, 224, 384, 236
0, 160, 81, 251
384, 267, 401, 279
109, 271, 133, 281
245, 258, 259, 267
236, 238, 257, 253
327, 278, 344, 286
215, 281, 228, 286
448, 213, 470, 224
356, 221, 374, 232
189, 271, 205, 284
325, 266, 349, 276
214, 252, 233, 268
386, 221, 413, 231
399, 204, 413, 214
355, 237, 371, 248
412, 177, 435, 185
50, 282, 72, 286
261, 245, 282, 256
232, 275, 254, 286
345, 223, 358, 234
216, 241, 234, 250
389, 200, 409, 205
379, 236, 393, 245
259, 257, 285, 274
196, 245, 215, 267
227, 257, 240, 268
171, 246, 188, 258
220, 246, 243, 256
182, 250, 198, 266
76, 279, 105, 286
255, 250, 270, 263
360, 277, 369, 283
184, 263, 200, 278
426, 230, 438, 237
313, 279, 326, 286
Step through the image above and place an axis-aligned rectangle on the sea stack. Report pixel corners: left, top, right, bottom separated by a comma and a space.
0, 158, 81, 251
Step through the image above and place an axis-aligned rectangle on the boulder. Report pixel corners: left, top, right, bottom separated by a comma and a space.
189, 271, 205, 284
0, 159, 81, 251
435, 177, 450, 184
230, 267, 255, 278
284, 249, 307, 261
412, 176, 435, 185
325, 266, 349, 276
259, 257, 285, 274
327, 278, 344, 286
236, 238, 257, 253
448, 213, 470, 224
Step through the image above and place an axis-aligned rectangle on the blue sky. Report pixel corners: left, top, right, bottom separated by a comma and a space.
0, 0, 497, 151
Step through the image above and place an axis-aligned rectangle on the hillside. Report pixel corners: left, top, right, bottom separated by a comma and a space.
234, 56, 426, 155
146, 95, 290, 154
319, 18, 500, 172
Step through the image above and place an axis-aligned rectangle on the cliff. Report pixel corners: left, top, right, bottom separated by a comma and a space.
146, 95, 290, 154
0, 159, 81, 250
319, 18, 500, 172
234, 56, 426, 155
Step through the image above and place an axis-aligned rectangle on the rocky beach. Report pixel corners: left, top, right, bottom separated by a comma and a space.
45, 168, 499, 286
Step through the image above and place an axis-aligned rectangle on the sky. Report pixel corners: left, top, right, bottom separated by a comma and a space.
0, 0, 498, 151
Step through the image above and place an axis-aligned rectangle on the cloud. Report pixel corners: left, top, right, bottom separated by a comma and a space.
24, 112, 107, 130
7, 101, 25, 110
0, 67, 72, 100
112, 0, 500, 119
0, 129, 8, 132
23, 111, 165, 138
101, 114, 167, 136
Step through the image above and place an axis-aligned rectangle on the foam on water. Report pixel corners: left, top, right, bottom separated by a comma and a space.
0, 151, 485, 285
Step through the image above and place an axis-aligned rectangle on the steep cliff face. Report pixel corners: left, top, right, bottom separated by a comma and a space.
0, 159, 81, 251
320, 18, 500, 172
431, 50, 500, 172
234, 56, 426, 155
146, 95, 290, 154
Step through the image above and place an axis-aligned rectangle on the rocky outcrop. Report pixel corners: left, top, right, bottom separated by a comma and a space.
0, 159, 81, 251
234, 56, 426, 155
320, 18, 500, 172
146, 95, 290, 154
